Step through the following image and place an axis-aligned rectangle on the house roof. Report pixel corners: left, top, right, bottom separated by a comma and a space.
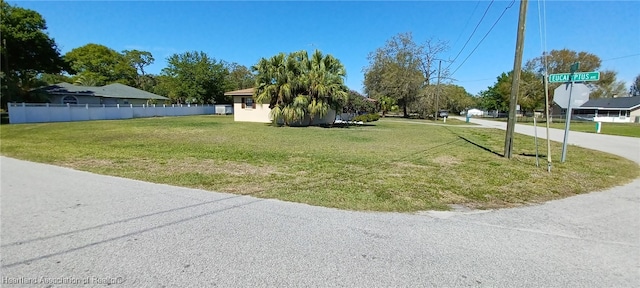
224, 88, 255, 96
96, 83, 168, 100
579, 97, 640, 110
36, 82, 169, 100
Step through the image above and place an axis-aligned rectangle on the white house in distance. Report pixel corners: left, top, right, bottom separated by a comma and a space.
224, 88, 337, 125
465, 108, 484, 117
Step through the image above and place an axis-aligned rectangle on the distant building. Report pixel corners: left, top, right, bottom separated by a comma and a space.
553, 96, 640, 123
574, 97, 640, 123
32, 82, 168, 105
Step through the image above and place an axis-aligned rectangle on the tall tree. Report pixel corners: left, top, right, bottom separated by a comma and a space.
525, 49, 625, 100
526, 49, 601, 76
0, 1, 69, 105
159, 51, 229, 104
343, 90, 376, 115
363, 32, 424, 117
417, 37, 450, 86
477, 86, 506, 113
589, 70, 627, 98
64, 44, 136, 86
631, 74, 640, 97
363, 32, 449, 118
479, 70, 544, 114
439, 84, 476, 114
38, 73, 71, 85
253, 50, 348, 126
123, 49, 154, 89
225, 62, 255, 91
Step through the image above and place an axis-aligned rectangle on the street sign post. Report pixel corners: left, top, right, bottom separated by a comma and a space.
549, 72, 600, 83
556, 63, 599, 163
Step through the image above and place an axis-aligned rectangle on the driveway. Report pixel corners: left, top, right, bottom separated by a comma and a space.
1, 120, 638, 287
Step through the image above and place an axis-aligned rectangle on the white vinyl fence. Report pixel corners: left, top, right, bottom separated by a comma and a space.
7, 103, 233, 124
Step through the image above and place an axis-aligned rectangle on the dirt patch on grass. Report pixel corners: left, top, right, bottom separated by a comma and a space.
60, 158, 119, 169
432, 156, 461, 166
62, 157, 277, 177
393, 162, 427, 169
157, 158, 277, 176
221, 183, 267, 195
437, 190, 468, 204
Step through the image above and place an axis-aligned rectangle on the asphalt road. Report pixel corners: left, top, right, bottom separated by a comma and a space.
1, 120, 639, 287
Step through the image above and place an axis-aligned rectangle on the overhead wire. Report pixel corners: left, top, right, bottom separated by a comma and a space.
537, 0, 545, 57
457, 78, 494, 83
450, 1, 483, 52
539, 0, 552, 173
601, 53, 640, 62
541, 0, 549, 75
447, 0, 495, 70
449, 0, 517, 77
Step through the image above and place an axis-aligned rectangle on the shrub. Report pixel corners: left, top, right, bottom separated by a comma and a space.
352, 113, 380, 123
352, 115, 366, 122
367, 113, 380, 122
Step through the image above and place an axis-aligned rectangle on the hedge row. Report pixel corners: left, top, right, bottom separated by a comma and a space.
352, 113, 381, 122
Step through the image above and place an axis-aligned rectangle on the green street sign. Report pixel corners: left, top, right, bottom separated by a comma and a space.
548, 72, 600, 83
570, 62, 580, 73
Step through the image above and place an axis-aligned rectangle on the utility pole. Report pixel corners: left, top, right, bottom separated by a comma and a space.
435, 60, 441, 121
542, 52, 552, 172
504, 0, 528, 159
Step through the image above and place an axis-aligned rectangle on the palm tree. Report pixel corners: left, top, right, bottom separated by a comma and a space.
378, 95, 396, 117
73, 73, 101, 86
307, 98, 328, 125
253, 49, 348, 126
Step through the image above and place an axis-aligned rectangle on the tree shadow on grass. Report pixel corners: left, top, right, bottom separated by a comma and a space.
519, 152, 548, 158
319, 123, 377, 129
457, 136, 547, 159
261, 122, 377, 128
456, 135, 504, 157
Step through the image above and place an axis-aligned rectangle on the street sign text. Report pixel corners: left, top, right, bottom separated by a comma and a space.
549, 72, 600, 83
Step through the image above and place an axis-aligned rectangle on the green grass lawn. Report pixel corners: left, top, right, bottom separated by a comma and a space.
493, 117, 640, 138
382, 116, 476, 126
541, 121, 640, 138
1, 115, 637, 212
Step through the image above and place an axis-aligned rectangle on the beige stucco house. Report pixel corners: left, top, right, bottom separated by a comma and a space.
224, 88, 337, 125
225, 88, 272, 123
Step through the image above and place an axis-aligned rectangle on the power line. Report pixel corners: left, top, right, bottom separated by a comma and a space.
451, 1, 482, 49
447, 1, 495, 70
601, 53, 640, 62
450, 0, 516, 77
537, 0, 545, 57
457, 78, 494, 83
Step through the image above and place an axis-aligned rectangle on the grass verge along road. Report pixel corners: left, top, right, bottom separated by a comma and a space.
1, 115, 637, 212
491, 117, 640, 138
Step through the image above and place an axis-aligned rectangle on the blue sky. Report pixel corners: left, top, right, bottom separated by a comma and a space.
12, 0, 640, 96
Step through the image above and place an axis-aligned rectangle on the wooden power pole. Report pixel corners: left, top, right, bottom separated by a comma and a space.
435, 60, 441, 121
504, 0, 529, 159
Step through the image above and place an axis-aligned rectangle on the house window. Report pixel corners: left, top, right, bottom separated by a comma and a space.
241, 97, 256, 109
62, 96, 78, 105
